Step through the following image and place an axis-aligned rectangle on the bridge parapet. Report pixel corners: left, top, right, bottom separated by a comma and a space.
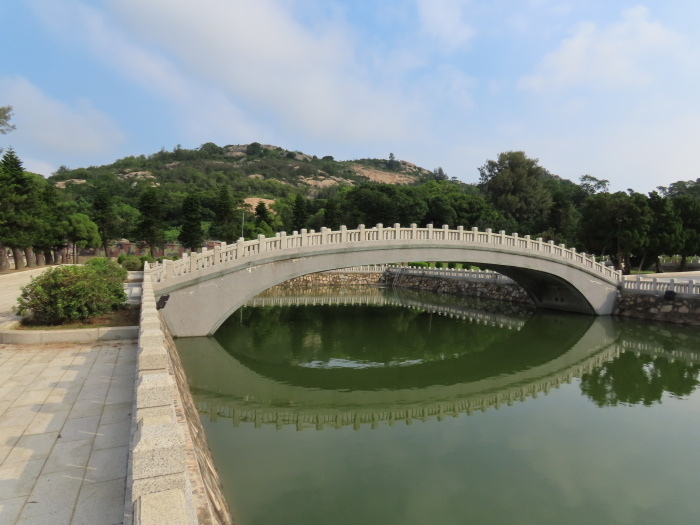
149, 224, 622, 286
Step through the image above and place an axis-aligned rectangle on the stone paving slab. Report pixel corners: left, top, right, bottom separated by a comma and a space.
0, 340, 136, 525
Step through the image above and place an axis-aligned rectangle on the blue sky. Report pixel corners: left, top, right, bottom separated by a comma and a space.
2, 1, 699, 193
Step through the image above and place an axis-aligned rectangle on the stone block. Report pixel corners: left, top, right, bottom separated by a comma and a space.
134, 489, 189, 525
136, 405, 175, 423
139, 319, 162, 332
139, 328, 164, 347
132, 423, 185, 480
131, 472, 187, 502
136, 373, 175, 409
138, 343, 169, 371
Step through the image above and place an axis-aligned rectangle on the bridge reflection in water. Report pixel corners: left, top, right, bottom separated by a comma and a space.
176, 288, 700, 432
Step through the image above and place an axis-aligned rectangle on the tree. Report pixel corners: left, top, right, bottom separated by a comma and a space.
579, 174, 609, 196
65, 213, 101, 263
0, 105, 15, 148
0, 148, 44, 269
672, 194, 700, 270
255, 201, 271, 226
645, 192, 683, 272
91, 188, 119, 257
292, 194, 309, 231
579, 192, 652, 273
178, 193, 204, 252
136, 187, 165, 258
478, 151, 553, 233
432, 167, 448, 181
210, 185, 240, 243
246, 142, 263, 156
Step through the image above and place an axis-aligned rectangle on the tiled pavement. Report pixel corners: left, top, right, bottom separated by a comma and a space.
0, 340, 136, 524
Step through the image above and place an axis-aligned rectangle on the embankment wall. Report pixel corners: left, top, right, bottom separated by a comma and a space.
127, 273, 232, 525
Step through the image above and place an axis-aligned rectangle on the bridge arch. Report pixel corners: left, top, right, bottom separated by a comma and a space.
149, 224, 621, 337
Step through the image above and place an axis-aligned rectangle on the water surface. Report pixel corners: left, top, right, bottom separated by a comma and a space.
177, 288, 700, 525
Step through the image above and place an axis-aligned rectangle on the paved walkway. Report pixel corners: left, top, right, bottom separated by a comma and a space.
0, 340, 135, 524
0, 270, 136, 524
0, 269, 48, 326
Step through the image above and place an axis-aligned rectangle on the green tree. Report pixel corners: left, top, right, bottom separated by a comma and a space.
0, 105, 15, 155
292, 194, 309, 231
672, 194, 700, 270
579, 174, 609, 196
136, 187, 165, 258
91, 187, 120, 257
579, 192, 651, 273
178, 192, 204, 252
210, 185, 240, 243
0, 148, 44, 268
645, 192, 683, 272
65, 213, 101, 264
246, 142, 264, 156
478, 151, 553, 233
255, 201, 271, 226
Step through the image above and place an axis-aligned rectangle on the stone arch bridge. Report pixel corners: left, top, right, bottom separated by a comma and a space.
148, 224, 622, 337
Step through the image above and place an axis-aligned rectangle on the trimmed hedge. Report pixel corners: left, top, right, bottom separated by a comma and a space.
14, 259, 128, 325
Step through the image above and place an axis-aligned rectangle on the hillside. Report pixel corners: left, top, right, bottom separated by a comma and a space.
49, 142, 435, 205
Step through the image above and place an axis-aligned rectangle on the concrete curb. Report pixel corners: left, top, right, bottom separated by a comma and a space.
0, 321, 139, 344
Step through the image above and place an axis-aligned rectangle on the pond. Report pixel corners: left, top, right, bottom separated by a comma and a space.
176, 287, 700, 525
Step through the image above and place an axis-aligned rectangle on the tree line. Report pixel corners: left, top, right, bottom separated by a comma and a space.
3, 139, 700, 273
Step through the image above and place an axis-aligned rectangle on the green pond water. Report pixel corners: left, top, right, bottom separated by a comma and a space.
176, 288, 700, 525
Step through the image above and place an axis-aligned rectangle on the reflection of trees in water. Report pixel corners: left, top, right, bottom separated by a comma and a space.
580, 352, 700, 407
216, 304, 516, 366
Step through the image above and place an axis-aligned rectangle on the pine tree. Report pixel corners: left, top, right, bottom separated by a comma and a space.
210, 185, 240, 243
178, 193, 204, 252
292, 194, 309, 231
92, 188, 119, 257
136, 187, 165, 258
255, 201, 271, 225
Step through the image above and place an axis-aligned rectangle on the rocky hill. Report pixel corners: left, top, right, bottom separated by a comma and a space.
48, 142, 436, 204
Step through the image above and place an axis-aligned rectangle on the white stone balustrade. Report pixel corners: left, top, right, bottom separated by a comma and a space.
149, 225, 622, 285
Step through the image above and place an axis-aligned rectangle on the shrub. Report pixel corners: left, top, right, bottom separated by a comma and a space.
121, 255, 143, 271
14, 263, 127, 325
117, 254, 126, 264
140, 255, 154, 266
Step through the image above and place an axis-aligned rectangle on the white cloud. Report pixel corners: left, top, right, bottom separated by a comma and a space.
33, 0, 424, 147
519, 6, 687, 91
0, 76, 124, 155
414, 0, 475, 51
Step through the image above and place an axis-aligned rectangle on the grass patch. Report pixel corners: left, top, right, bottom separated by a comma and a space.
17, 305, 140, 330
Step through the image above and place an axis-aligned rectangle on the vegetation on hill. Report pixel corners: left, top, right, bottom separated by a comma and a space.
2, 137, 700, 274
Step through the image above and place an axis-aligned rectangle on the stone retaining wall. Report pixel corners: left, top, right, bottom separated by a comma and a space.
127, 273, 232, 525
614, 292, 700, 326
271, 271, 385, 287
271, 271, 533, 306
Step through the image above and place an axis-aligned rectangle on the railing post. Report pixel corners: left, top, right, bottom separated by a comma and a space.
237, 237, 245, 257
257, 234, 266, 252
486, 228, 492, 244
321, 227, 328, 244
442, 224, 449, 240
394, 223, 401, 240
340, 225, 347, 243
214, 244, 221, 264
411, 223, 417, 240
300, 229, 307, 246
359, 224, 365, 241
376, 223, 383, 241
427, 223, 434, 239
164, 259, 173, 280
457, 225, 464, 241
